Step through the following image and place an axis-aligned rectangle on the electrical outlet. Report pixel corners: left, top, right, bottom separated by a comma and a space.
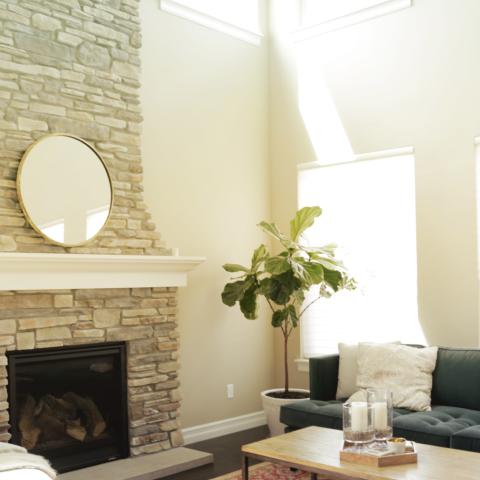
227, 384, 234, 399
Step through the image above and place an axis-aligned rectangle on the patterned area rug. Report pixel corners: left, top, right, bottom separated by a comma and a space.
210, 462, 309, 479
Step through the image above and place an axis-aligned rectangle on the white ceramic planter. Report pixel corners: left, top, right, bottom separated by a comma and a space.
261, 388, 310, 436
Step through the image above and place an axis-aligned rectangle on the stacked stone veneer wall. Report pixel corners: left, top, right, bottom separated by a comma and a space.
0, 0, 165, 255
0, 287, 183, 454
0, 0, 184, 456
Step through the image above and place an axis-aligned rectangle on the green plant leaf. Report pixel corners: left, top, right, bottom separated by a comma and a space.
260, 271, 301, 305
239, 284, 259, 319
271, 308, 288, 327
265, 255, 290, 275
323, 269, 343, 291
258, 221, 293, 249
251, 244, 268, 270
293, 290, 305, 305
287, 304, 299, 328
221, 278, 253, 306
258, 221, 284, 241
290, 206, 322, 241
299, 260, 324, 284
309, 253, 345, 272
222, 263, 249, 273
305, 244, 338, 255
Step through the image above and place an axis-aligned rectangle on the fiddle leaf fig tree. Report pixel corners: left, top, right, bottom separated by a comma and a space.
221, 206, 356, 396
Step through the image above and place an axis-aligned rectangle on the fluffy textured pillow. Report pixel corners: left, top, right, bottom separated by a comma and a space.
335, 341, 399, 400
356, 343, 438, 412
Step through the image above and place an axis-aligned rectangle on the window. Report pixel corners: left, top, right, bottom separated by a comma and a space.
298, 150, 424, 357
159, 0, 262, 45
295, 0, 412, 41
302, 0, 387, 26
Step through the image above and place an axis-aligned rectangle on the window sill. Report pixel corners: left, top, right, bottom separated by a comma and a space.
159, 0, 263, 46
295, 358, 309, 373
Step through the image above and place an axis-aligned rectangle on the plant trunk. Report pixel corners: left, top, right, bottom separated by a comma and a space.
284, 331, 289, 393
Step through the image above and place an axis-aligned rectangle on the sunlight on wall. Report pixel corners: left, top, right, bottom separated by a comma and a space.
296, 43, 354, 164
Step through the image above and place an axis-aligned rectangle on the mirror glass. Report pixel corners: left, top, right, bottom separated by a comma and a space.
17, 135, 112, 247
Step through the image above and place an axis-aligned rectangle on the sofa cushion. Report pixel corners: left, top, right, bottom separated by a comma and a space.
280, 400, 411, 431
432, 348, 480, 411
393, 405, 480, 447
451, 425, 480, 452
280, 400, 344, 430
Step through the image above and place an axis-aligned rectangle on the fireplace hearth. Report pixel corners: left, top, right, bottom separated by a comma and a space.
7, 342, 129, 473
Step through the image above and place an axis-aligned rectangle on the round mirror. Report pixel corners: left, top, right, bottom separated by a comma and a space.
17, 134, 113, 247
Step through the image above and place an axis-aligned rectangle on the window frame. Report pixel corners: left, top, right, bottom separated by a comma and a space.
159, 0, 263, 46
293, 0, 412, 43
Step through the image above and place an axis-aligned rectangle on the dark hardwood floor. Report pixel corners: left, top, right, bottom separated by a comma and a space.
161, 425, 269, 480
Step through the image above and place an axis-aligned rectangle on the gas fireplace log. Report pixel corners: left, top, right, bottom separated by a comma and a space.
42, 394, 76, 422
63, 392, 106, 438
65, 419, 87, 442
35, 402, 67, 441
19, 395, 41, 450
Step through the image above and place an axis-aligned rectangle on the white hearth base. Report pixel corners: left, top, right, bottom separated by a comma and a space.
57, 448, 213, 480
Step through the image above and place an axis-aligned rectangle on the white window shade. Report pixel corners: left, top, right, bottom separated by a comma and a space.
298, 153, 424, 357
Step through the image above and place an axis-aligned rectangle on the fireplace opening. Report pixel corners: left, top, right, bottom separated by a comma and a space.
7, 342, 129, 473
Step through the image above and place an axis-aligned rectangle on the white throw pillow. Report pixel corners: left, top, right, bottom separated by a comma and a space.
335, 341, 400, 400
356, 343, 438, 412
336, 343, 359, 399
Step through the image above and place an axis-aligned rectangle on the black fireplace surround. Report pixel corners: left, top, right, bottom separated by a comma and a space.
7, 342, 129, 473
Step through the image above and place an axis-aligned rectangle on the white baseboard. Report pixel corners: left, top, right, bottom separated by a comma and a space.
182, 411, 267, 445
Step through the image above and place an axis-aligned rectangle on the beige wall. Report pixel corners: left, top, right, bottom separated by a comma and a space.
140, 1, 274, 428
270, 0, 480, 389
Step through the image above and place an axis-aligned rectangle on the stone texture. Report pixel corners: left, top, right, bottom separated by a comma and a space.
0, 236, 16, 252
0, 0, 180, 456
16, 331, 34, 350
36, 326, 72, 340
0, 287, 180, 455
32, 14, 62, 32
77, 42, 111, 69
94, 308, 120, 327
0, 320, 16, 335
0, 0, 168, 257
54, 294, 74, 308
18, 117, 49, 131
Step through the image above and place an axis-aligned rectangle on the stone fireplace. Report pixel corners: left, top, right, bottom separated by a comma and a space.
0, 0, 207, 475
0, 286, 185, 468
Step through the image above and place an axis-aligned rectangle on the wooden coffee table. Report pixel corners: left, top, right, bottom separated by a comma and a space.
241, 426, 480, 479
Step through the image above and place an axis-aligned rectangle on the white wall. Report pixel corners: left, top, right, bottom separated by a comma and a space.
140, 1, 274, 428
270, 0, 480, 387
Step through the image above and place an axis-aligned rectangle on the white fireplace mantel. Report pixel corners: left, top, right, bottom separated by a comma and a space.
0, 252, 205, 291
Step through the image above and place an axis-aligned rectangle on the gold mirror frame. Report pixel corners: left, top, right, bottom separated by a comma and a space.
16, 134, 114, 248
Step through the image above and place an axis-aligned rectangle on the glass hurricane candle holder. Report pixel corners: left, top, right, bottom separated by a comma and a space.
343, 402, 375, 448
367, 388, 393, 449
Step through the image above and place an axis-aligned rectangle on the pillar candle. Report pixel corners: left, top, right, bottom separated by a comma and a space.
350, 402, 368, 432
373, 401, 388, 430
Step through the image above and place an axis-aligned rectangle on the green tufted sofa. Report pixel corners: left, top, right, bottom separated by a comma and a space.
279, 347, 480, 452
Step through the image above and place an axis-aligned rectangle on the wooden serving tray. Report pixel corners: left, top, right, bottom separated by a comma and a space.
340, 441, 417, 467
